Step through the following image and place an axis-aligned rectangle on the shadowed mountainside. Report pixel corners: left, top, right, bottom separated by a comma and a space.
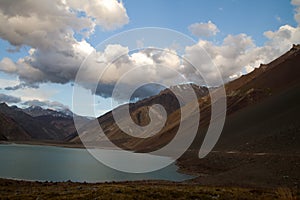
69, 84, 209, 152
0, 111, 31, 141
0, 104, 89, 142
178, 44, 300, 188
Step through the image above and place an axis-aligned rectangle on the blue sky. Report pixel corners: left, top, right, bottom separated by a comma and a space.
0, 0, 299, 116
87, 0, 296, 45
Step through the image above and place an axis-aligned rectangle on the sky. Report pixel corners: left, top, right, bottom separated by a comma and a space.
0, 0, 299, 117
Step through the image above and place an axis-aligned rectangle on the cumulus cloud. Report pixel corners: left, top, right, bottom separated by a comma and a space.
0, 0, 299, 103
184, 1, 300, 83
78, 46, 184, 101
292, 0, 300, 24
66, 0, 129, 30
183, 27, 299, 84
264, 25, 300, 52
0, 93, 21, 103
188, 21, 219, 38
0, 0, 128, 87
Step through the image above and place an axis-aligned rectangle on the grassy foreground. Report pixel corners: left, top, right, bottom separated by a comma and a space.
0, 179, 299, 200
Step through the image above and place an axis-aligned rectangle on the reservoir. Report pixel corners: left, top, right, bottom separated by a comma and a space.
0, 144, 193, 182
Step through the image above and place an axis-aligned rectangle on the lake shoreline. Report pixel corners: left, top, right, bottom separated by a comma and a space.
0, 140, 86, 149
0, 143, 194, 183
1, 141, 299, 191
0, 140, 198, 175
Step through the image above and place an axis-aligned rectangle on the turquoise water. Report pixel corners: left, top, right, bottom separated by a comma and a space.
0, 144, 193, 182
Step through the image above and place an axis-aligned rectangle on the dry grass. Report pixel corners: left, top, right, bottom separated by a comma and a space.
0, 179, 299, 200
277, 187, 297, 200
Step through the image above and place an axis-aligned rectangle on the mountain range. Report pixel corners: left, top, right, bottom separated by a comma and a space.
0, 104, 89, 142
0, 44, 299, 187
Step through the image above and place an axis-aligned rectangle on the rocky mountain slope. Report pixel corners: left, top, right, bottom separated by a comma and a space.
0, 103, 70, 140
0, 111, 31, 141
178, 44, 300, 188
0, 104, 89, 142
23, 106, 73, 118
68, 84, 209, 151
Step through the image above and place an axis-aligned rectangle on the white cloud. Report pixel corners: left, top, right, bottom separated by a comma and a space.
184, 23, 300, 83
292, 0, 300, 24
183, 34, 257, 84
66, 0, 129, 31
77, 46, 184, 100
0, 0, 299, 102
10, 87, 58, 102
185, 1, 300, 84
0, 0, 129, 87
184, 0, 300, 83
0, 92, 69, 111
275, 15, 282, 23
0, 58, 17, 73
264, 25, 300, 52
0, 78, 19, 89
188, 21, 219, 38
